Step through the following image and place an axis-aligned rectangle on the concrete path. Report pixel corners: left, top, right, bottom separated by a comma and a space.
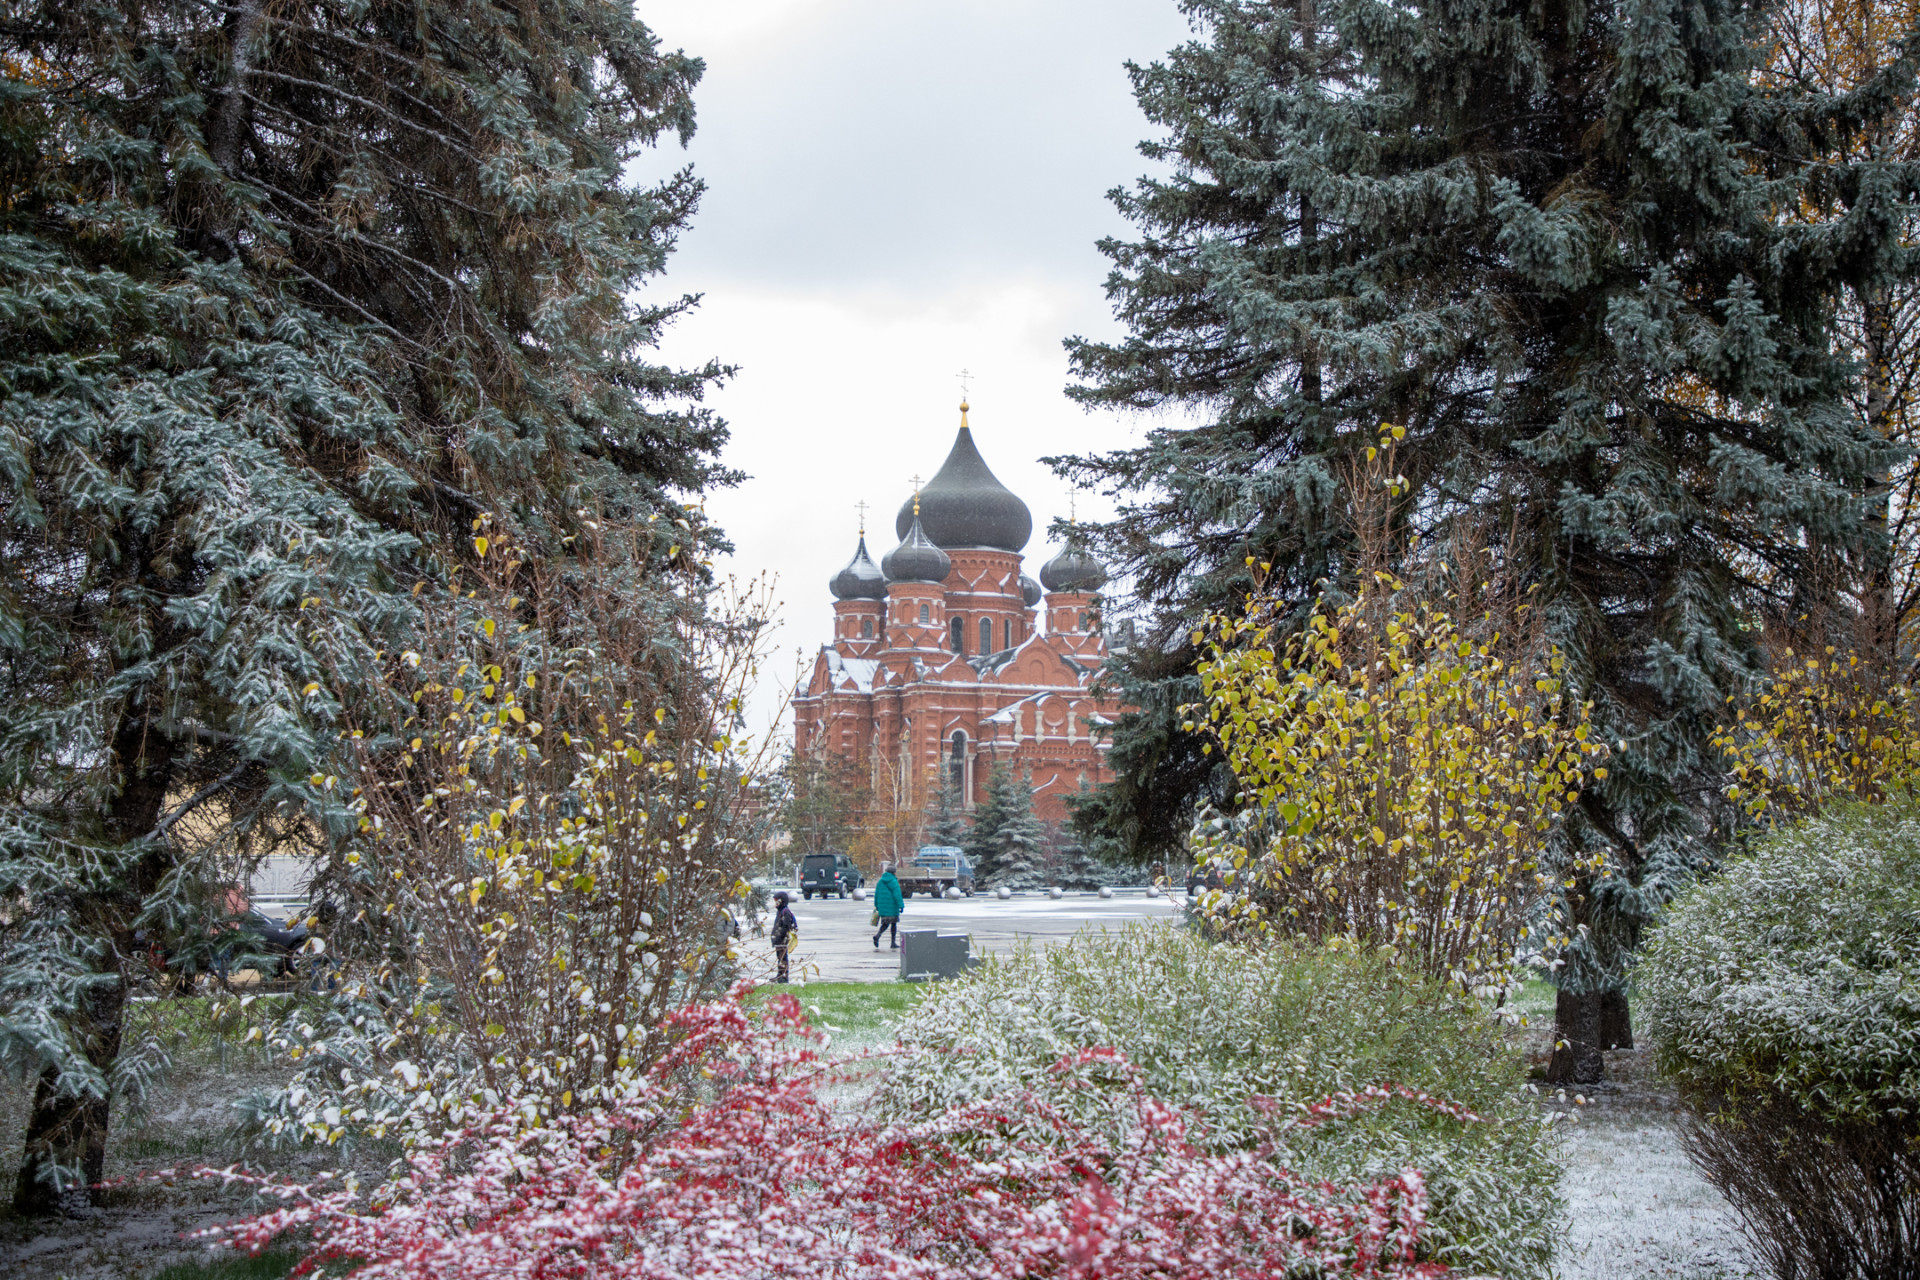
756, 889, 1186, 984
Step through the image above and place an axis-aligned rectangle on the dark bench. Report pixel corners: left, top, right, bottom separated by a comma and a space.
898, 929, 979, 981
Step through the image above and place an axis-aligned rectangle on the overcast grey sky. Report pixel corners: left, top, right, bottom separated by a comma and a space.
641, 0, 1194, 738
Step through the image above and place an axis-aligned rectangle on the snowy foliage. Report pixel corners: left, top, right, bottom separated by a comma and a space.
880, 928, 1563, 1280
1051, 840, 1106, 891
0, 0, 730, 1207
1186, 438, 1608, 993
236, 537, 779, 1153
1712, 648, 1920, 823
987, 769, 1050, 890
188, 985, 1459, 1280
1639, 804, 1920, 1124
1638, 803, 1920, 1274
1054, 0, 1914, 1008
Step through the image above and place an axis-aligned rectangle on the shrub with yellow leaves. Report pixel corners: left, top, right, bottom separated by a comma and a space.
248, 515, 783, 1151
1712, 645, 1920, 822
1186, 429, 1607, 994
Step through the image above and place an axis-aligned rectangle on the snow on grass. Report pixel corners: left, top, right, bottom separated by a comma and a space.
1554, 1054, 1760, 1280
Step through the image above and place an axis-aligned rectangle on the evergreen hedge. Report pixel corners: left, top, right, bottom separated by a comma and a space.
1639, 805, 1920, 1276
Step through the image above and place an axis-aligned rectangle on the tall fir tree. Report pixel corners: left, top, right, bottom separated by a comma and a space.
1058, 0, 1919, 1079
923, 776, 971, 848
987, 771, 1049, 891
963, 765, 1015, 885
1052, 839, 1106, 892
0, 0, 729, 1208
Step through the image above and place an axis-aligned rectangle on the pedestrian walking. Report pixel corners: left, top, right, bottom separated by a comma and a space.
872, 863, 903, 950
770, 890, 797, 983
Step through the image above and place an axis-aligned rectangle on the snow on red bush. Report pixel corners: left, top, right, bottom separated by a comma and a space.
183, 985, 1463, 1279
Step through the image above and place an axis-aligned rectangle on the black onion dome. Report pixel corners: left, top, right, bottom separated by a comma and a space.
1020, 574, 1042, 608
882, 514, 951, 584
1039, 540, 1108, 593
830, 536, 888, 600
895, 424, 1032, 552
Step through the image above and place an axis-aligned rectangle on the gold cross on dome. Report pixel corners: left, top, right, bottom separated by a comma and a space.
910, 474, 923, 518
854, 499, 869, 535
956, 368, 974, 400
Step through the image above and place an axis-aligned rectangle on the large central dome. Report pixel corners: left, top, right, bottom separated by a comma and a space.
895, 410, 1032, 552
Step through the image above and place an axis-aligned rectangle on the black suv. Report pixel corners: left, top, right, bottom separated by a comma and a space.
800, 852, 862, 899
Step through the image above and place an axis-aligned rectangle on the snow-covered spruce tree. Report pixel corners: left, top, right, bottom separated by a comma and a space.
1056, 0, 1919, 1080
988, 772, 1050, 891
1052, 838, 1107, 891
0, 0, 728, 1211
964, 765, 1016, 885
923, 777, 971, 849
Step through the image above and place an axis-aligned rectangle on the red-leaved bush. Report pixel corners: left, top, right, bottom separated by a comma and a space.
182, 986, 1462, 1279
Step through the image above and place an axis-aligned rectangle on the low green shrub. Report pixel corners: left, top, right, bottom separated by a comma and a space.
1638, 803, 1920, 1277
880, 927, 1561, 1280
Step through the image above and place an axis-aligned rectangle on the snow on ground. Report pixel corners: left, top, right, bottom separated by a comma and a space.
1547, 1049, 1761, 1280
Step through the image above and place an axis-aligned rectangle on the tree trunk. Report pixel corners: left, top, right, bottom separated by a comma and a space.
1860, 285, 1898, 663
13, 708, 173, 1214
1599, 987, 1633, 1050
1545, 988, 1605, 1084
13, 977, 126, 1215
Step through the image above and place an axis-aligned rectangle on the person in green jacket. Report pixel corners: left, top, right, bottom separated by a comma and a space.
872, 863, 903, 949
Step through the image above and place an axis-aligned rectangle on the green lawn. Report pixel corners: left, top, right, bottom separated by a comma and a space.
1510, 977, 1557, 1022
154, 1249, 301, 1280
749, 981, 926, 1048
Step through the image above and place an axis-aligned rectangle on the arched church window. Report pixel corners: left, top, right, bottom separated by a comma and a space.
1005, 618, 1013, 651
861, 616, 873, 639
949, 731, 966, 793
1078, 611, 1089, 631
950, 616, 965, 654
919, 602, 930, 624
980, 617, 993, 655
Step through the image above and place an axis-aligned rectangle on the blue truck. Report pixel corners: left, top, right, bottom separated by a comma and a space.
898, 845, 975, 897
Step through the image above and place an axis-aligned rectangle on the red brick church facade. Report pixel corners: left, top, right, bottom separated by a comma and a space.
791, 404, 1125, 825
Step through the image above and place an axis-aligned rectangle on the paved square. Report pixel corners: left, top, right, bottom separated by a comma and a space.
756, 889, 1186, 984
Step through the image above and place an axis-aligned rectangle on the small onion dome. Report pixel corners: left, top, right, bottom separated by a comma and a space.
830, 536, 887, 600
894, 407, 1033, 551
1039, 540, 1108, 593
1020, 574, 1042, 608
883, 513, 951, 584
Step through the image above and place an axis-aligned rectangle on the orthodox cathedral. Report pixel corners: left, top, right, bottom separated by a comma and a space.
792, 402, 1126, 825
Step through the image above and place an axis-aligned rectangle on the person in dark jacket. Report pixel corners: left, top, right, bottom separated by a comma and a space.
872, 864, 904, 950
770, 890, 797, 983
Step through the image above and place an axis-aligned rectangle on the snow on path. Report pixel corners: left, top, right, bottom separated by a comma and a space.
1554, 1054, 1761, 1280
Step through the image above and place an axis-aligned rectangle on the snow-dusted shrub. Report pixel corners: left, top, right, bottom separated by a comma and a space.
189, 985, 1457, 1279
238, 531, 780, 1151
881, 927, 1562, 1280
1638, 804, 1920, 1277
1184, 430, 1608, 996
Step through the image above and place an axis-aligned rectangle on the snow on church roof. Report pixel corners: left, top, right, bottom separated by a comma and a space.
823, 650, 879, 693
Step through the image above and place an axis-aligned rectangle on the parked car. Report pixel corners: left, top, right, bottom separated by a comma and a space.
241, 907, 311, 974
897, 846, 974, 897
800, 852, 863, 899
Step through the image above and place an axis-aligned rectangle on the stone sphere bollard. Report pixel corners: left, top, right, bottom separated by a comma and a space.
995, 885, 1012, 900
1048, 886, 1064, 900
1146, 884, 1162, 898
1098, 886, 1114, 899
852, 886, 866, 900
944, 886, 963, 900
